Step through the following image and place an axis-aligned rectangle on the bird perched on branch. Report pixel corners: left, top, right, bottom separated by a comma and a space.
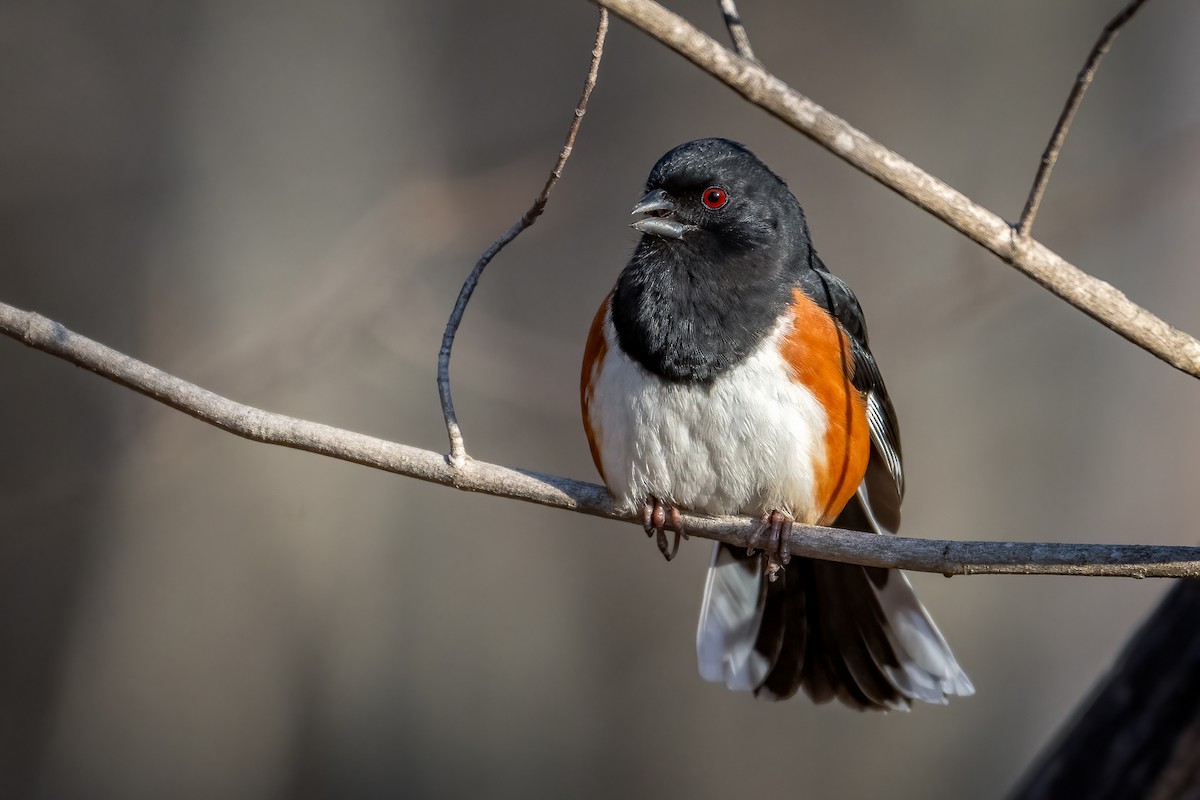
580, 138, 973, 710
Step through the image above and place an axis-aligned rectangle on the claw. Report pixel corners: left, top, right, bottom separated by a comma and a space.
655, 528, 679, 561
753, 510, 794, 582
641, 497, 688, 562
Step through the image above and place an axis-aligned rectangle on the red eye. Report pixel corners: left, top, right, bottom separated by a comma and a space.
702, 186, 728, 209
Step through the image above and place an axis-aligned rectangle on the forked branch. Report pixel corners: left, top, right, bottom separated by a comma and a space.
1018, 0, 1151, 236
2, 300, 1198, 579
589, 0, 1200, 379
717, 0, 759, 63
437, 8, 607, 466
5, 5, 1199, 580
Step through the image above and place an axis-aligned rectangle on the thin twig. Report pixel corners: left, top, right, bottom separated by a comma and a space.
3, 300, 1199, 578
589, 0, 1200, 380
437, 9, 608, 466
1017, 0, 1151, 237
718, 0, 758, 63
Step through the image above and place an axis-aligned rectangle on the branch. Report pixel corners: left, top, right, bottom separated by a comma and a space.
4, 300, 1199, 579
589, 0, 1200, 380
717, 0, 758, 63
1018, 0, 1151, 237
437, 9, 607, 466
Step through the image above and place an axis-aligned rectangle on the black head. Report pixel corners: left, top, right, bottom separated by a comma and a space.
630, 138, 806, 252
612, 138, 815, 382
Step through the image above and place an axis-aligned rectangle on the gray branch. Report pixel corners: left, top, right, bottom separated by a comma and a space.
1018, 0, 1151, 237
3, 300, 1198, 579
590, 0, 1200, 380
438, 9, 607, 466
717, 0, 758, 63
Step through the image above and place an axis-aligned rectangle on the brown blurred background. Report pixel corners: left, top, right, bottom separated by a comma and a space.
2, 1, 1198, 798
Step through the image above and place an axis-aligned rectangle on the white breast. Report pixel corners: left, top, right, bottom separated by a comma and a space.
586, 312, 829, 522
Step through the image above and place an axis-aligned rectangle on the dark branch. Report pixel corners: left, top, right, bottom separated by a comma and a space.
1010, 579, 1200, 799
3, 300, 1199, 579
437, 9, 608, 465
1017, 0, 1151, 237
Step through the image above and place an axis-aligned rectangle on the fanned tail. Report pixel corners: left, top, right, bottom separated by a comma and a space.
695, 495, 973, 710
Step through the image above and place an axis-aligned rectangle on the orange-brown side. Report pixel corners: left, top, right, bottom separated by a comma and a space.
781, 288, 871, 525
580, 294, 610, 483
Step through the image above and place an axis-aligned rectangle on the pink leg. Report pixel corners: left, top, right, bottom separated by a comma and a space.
748, 510, 794, 581
641, 496, 690, 562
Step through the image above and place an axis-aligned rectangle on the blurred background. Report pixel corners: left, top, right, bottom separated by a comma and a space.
2, 1, 1198, 797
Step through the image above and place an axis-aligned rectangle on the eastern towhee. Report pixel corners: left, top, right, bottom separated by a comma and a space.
581, 138, 973, 710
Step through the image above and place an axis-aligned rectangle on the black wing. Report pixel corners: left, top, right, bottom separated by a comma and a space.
798, 254, 903, 532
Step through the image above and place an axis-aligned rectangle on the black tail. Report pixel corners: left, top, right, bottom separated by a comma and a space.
696, 499, 973, 710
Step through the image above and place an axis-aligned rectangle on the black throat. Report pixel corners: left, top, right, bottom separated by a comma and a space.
610, 232, 801, 383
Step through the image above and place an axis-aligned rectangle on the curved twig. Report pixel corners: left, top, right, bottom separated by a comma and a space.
3, 300, 1198, 579
1018, 0, 1151, 237
437, 9, 608, 466
589, 0, 1200, 380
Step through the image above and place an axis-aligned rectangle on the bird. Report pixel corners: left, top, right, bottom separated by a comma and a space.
580, 138, 973, 710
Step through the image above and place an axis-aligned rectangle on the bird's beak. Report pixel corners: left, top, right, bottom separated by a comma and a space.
630, 188, 691, 240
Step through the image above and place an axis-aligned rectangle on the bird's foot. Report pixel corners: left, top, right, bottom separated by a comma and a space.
748, 510, 794, 582
642, 496, 689, 561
